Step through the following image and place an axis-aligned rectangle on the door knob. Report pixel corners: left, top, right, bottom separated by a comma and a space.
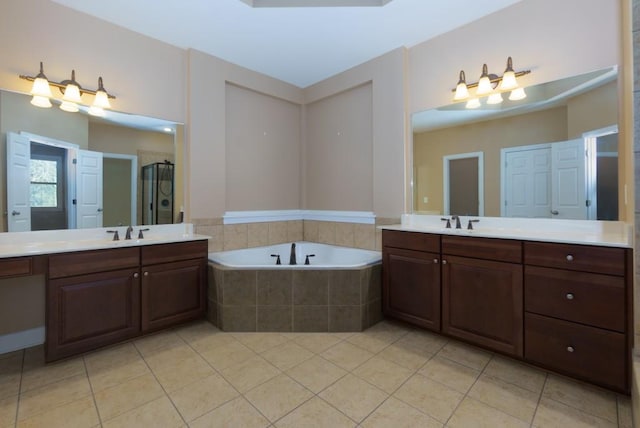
97, 208, 103, 212
551, 210, 559, 215
11, 210, 20, 216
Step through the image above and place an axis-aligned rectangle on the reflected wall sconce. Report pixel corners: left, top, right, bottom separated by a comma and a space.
452, 57, 530, 108
19, 62, 115, 116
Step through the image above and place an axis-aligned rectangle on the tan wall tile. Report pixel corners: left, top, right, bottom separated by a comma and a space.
248, 223, 269, 248
354, 224, 375, 250
224, 224, 248, 250
334, 222, 355, 247
317, 222, 336, 245
208, 225, 224, 252
303, 220, 319, 242
287, 220, 303, 242
375, 217, 400, 226
269, 222, 288, 244
375, 228, 382, 251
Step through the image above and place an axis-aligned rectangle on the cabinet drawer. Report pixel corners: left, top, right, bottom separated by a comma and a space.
525, 313, 626, 392
382, 230, 440, 253
141, 240, 208, 265
442, 236, 522, 263
524, 242, 625, 276
0, 257, 33, 278
49, 248, 140, 279
525, 266, 625, 332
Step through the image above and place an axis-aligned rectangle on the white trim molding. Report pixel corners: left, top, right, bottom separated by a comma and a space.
0, 326, 45, 355
223, 210, 376, 225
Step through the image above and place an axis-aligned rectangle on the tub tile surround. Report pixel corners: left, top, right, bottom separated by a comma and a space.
0, 320, 632, 427
193, 210, 398, 252
208, 263, 382, 333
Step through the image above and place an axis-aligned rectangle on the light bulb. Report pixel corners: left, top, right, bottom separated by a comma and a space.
476, 64, 492, 95
499, 57, 519, 90
487, 93, 503, 105
30, 62, 52, 98
509, 87, 527, 101
92, 77, 111, 109
466, 98, 481, 109
453, 70, 469, 101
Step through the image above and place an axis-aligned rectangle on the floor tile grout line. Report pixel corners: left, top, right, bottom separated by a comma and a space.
82, 354, 105, 428
529, 372, 549, 428
130, 337, 190, 427
12, 349, 25, 428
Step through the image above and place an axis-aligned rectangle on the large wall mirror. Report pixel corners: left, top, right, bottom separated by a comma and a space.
1, 89, 184, 233
412, 66, 619, 221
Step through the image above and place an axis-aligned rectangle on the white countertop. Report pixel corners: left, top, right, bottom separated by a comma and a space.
0, 224, 210, 259
380, 215, 632, 248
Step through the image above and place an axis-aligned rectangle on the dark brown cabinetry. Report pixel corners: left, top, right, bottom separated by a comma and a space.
523, 242, 631, 392
381, 229, 631, 393
141, 241, 207, 332
46, 248, 141, 361
441, 236, 523, 357
46, 240, 208, 361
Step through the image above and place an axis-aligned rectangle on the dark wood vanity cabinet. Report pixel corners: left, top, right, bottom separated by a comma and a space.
45, 240, 208, 362
441, 236, 523, 357
141, 241, 208, 332
523, 242, 631, 392
46, 248, 141, 361
382, 230, 441, 331
381, 229, 631, 393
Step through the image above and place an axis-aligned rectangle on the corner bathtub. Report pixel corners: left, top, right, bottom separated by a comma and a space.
207, 242, 382, 332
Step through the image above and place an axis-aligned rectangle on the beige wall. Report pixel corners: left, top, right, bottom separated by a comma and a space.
225, 83, 302, 211
103, 158, 133, 227
303, 48, 407, 217
305, 83, 373, 211
88, 122, 174, 156
567, 81, 619, 139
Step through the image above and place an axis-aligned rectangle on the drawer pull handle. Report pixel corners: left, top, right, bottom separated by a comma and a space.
566, 255, 574, 261
433, 258, 439, 264
133, 273, 139, 278
144, 272, 149, 277
442, 260, 447, 265
567, 346, 575, 353
566, 293, 574, 300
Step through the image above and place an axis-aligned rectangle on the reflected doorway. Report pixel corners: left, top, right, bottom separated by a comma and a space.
443, 152, 484, 216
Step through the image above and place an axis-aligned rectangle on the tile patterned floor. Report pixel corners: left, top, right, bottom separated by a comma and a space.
0, 320, 633, 427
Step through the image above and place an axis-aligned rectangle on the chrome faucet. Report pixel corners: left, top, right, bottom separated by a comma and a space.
451, 215, 462, 229
125, 225, 134, 240
289, 243, 297, 265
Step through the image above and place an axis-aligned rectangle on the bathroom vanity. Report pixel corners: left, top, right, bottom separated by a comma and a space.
0, 225, 208, 362
381, 217, 632, 393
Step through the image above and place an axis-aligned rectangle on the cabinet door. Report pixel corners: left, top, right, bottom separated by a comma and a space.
141, 258, 206, 332
383, 247, 440, 331
442, 255, 523, 357
46, 268, 140, 361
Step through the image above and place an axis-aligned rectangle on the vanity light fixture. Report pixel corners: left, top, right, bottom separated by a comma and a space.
19, 62, 116, 113
452, 57, 530, 108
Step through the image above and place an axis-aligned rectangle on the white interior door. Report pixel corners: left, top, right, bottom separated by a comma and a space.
76, 150, 103, 228
7, 132, 31, 232
503, 146, 551, 218
551, 139, 587, 219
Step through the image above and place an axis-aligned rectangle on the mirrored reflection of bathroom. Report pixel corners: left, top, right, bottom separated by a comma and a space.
412, 66, 619, 221
142, 161, 174, 225
1, 88, 184, 232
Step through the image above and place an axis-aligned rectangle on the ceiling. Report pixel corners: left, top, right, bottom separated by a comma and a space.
51, 0, 521, 88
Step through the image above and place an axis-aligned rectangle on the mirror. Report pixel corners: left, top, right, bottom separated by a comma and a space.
412, 67, 619, 220
0, 89, 184, 232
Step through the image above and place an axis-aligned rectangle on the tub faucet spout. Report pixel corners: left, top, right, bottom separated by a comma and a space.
289, 243, 297, 265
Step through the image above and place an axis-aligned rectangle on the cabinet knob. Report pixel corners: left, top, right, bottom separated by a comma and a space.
133, 273, 139, 278
566, 255, 574, 261
566, 346, 575, 353
566, 293, 574, 300
433, 258, 439, 264
144, 272, 149, 276
442, 260, 447, 265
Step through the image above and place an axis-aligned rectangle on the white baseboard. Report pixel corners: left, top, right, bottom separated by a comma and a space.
0, 326, 45, 355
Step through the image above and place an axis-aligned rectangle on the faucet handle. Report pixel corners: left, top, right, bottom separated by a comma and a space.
106, 230, 120, 241
467, 219, 480, 230
138, 228, 150, 239
304, 254, 316, 265
271, 254, 281, 265
440, 218, 451, 229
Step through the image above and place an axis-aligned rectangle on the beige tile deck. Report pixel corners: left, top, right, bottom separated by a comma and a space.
1, 319, 632, 427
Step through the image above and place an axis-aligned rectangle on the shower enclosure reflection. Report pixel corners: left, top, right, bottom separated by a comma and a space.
142, 161, 174, 225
